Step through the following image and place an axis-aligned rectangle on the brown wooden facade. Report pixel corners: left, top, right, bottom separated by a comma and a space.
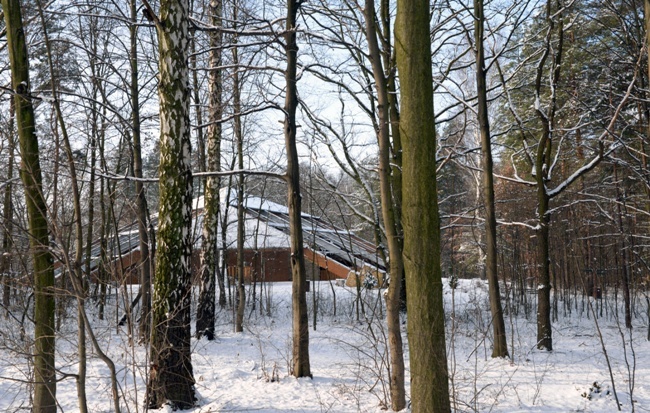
107, 246, 350, 285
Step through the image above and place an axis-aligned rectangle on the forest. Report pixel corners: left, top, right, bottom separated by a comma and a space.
0, 0, 649, 411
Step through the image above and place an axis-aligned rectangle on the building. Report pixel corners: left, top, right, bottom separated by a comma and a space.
81, 190, 385, 286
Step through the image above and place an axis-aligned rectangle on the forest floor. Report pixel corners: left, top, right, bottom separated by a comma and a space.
0, 278, 648, 412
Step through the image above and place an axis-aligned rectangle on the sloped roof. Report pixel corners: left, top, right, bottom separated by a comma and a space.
241, 201, 384, 273
74, 191, 384, 278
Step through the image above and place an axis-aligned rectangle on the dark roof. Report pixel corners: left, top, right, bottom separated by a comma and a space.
70, 195, 384, 278
245, 206, 384, 272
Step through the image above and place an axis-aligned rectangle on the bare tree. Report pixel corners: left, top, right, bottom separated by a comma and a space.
196, 0, 225, 340
285, 0, 311, 378
494, 0, 639, 350
473, 0, 508, 358
364, 0, 405, 408
128, 0, 153, 344
1, 97, 15, 317
2, 0, 57, 410
233, 0, 246, 334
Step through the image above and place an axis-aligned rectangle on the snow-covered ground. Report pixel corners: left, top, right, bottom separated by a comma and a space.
0, 279, 648, 412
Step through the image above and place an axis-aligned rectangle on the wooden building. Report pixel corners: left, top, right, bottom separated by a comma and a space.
80, 191, 385, 286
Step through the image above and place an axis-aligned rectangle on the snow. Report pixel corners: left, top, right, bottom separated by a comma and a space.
241, 195, 290, 215
0, 279, 648, 412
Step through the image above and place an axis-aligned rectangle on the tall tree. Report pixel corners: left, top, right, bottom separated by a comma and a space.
35, 0, 88, 409
1, 97, 15, 317
497, 0, 636, 350
196, 0, 224, 340
145, 0, 196, 408
2, 0, 57, 410
81, 0, 99, 340
474, 0, 508, 358
363, 0, 406, 408
646, 0, 650, 145
130, 0, 153, 344
285, 0, 311, 378
532, 0, 565, 351
233, 0, 246, 334
395, 0, 451, 410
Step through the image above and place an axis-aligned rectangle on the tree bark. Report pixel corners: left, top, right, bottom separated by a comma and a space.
1, 97, 15, 317
83, 10, 98, 337
381, 0, 406, 310
534, 0, 563, 351
474, 0, 509, 358
646, 0, 650, 208
130, 0, 153, 344
35, 0, 88, 405
196, 0, 224, 340
535, 186, 553, 350
364, 0, 406, 409
2, 1, 57, 410
614, 166, 632, 329
146, 0, 196, 408
233, 4, 246, 333
285, 0, 311, 379
395, 0, 451, 410
647, 0, 650, 118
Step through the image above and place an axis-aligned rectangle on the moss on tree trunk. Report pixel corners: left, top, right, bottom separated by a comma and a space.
395, 0, 451, 410
2, 1, 57, 410
146, 0, 196, 408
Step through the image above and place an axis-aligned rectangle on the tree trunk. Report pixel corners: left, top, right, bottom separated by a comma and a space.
535, 187, 553, 350
381, 0, 406, 310
130, 0, 153, 344
614, 166, 632, 329
647, 0, 650, 131
395, 0, 451, 410
83, 28, 98, 330
2, 97, 15, 317
534, 0, 563, 351
645, 0, 650, 217
285, 0, 311, 379
233, 6, 246, 333
191, 21, 206, 174
364, 0, 406, 409
2, 1, 57, 410
474, 0, 508, 358
98, 169, 108, 321
196, 0, 224, 340
146, 0, 196, 408
36, 0, 88, 406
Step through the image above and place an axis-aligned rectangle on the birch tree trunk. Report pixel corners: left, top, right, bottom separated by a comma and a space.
233, 3, 246, 333
196, 0, 224, 340
146, 0, 196, 408
395, 0, 451, 409
2, 1, 57, 410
